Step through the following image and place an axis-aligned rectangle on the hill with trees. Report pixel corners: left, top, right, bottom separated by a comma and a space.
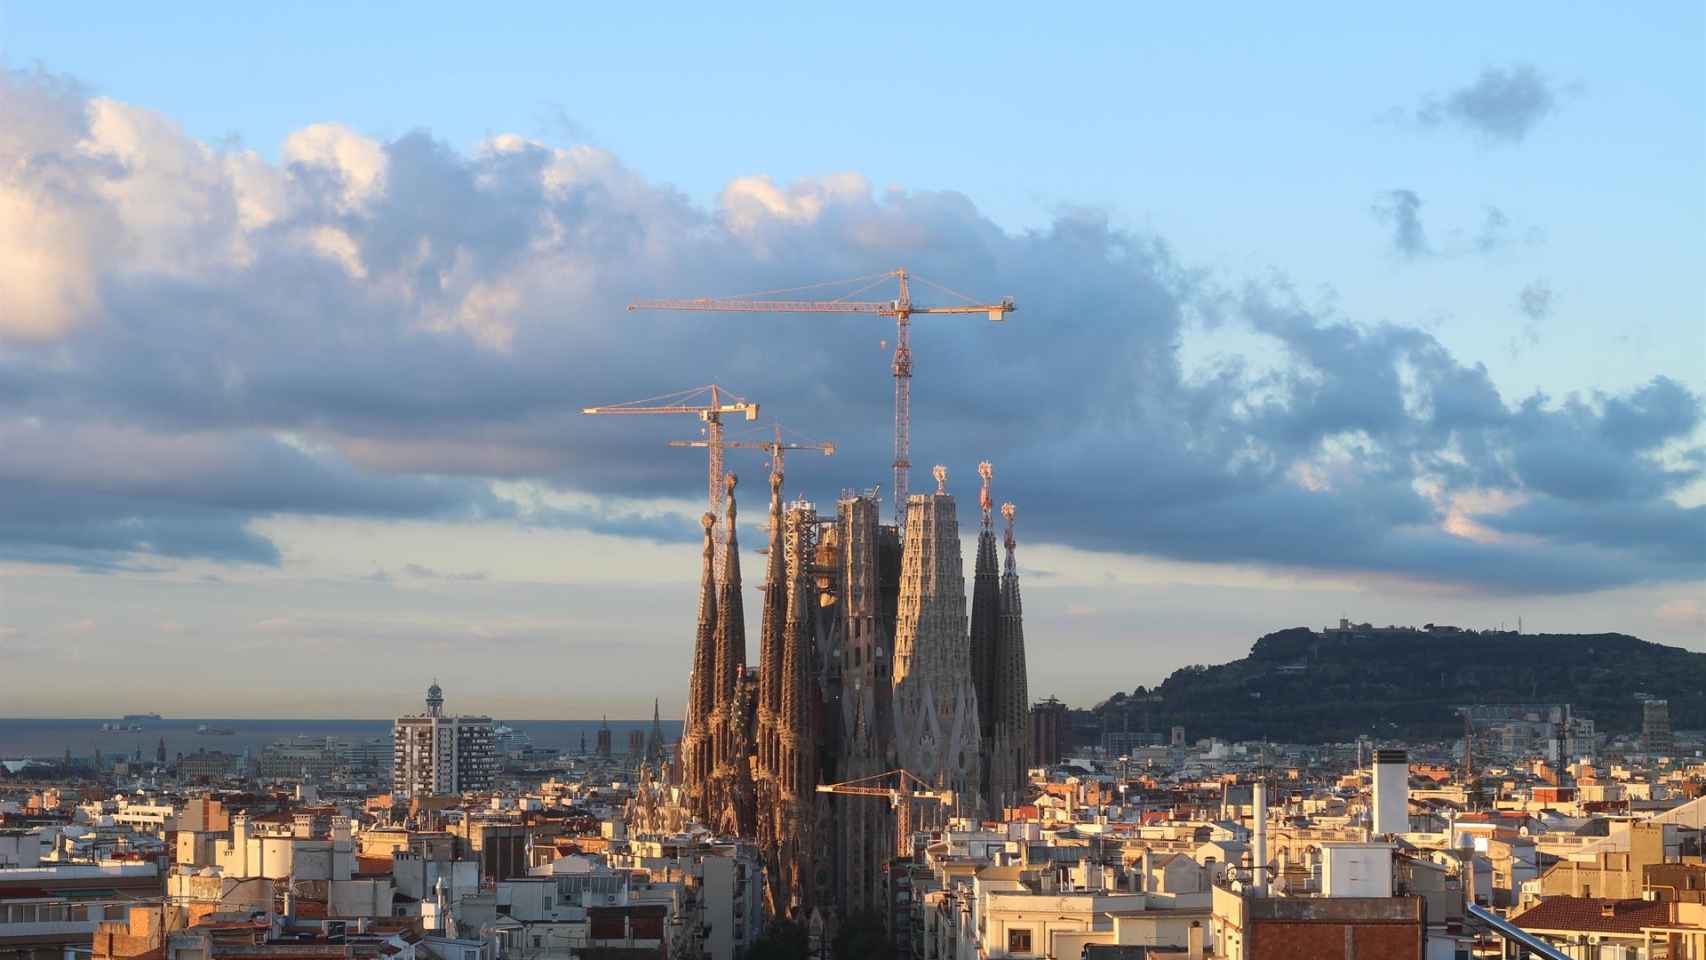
1079, 625, 1706, 745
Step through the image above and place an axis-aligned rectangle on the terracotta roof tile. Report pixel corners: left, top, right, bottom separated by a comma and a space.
1512, 897, 1671, 935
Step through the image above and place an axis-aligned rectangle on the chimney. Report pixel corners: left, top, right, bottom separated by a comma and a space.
1188, 921, 1205, 960
1251, 781, 1268, 896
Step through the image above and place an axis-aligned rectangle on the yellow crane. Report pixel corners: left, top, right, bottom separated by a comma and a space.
630, 268, 1014, 522
815, 768, 952, 853
667, 422, 834, 483
582, 384, 758, 558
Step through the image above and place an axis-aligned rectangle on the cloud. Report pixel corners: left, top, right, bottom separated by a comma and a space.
1476, 206, 1510, 253
1371, 194, 1538, 261
1415, 64, 1564, 144
1518, 280, 1553, 323
0, 67, 1700, 596
1509, 278, 1552, 357
1372, 189, 1429, 258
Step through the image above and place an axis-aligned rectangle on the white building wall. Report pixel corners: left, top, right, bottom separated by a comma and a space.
701, 856, 735, 960
0, 831, 43, 868
1321, 843, 1393, 898
1373, 750, 1409, 836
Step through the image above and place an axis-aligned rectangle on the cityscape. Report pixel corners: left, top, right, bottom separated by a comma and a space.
2, 5, 1705, 960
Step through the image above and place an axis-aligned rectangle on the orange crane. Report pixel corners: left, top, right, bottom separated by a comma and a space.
582, 384, 758, 558
667, 422, 834, 483
630, 269, 1015, 523
815, 768, 952, 855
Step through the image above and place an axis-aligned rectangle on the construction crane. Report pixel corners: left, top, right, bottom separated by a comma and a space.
816, 768, 951, 853
668, 422, 834, 482
582, 384, 758, 562
630, 268, 1015, 523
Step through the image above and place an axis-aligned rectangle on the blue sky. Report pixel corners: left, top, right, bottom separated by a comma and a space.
0, 2, 1700, 717
6, 3, 1700, 401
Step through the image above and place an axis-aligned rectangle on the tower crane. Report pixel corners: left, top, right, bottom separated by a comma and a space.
630, 269, 1015, 523
667, 422, 834, 482
815, 768, 951, 854
582, 384, 758, 564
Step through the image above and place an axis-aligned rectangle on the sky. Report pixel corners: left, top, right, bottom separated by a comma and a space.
0, 2, 1701, 720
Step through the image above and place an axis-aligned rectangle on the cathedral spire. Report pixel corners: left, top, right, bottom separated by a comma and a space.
683, 512, 719, 819
645, 697, 666, 767
892, 466, 981, 815
991, 500, 1031, 813
1001, 502, 1021, 604
969, 461, 1001, 745
758, 470, 787, 754
689, 513, 719, 734
779, 499, 815, 778
978, 460, 994, 529
713, 473, 747, 707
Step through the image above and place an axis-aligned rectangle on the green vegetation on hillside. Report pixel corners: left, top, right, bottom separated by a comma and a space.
1080, 626, 1706, 744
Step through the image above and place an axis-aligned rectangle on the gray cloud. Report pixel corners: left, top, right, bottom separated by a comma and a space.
1417, 64, 1563, 144
1508, 278, 1552, 358
1372, 189, 1429, 258
1476, 206, 1511, 253
1519, 279, 1553, 323
0, 69, 1700, 595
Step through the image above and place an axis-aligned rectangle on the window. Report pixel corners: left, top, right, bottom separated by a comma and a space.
1007, 928, 1033, 954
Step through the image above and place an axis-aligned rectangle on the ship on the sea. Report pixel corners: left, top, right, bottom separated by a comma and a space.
196, 724, 236, 736
121, 713, 162, 722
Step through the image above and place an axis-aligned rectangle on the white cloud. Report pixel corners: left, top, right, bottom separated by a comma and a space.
281, 122, 386, 210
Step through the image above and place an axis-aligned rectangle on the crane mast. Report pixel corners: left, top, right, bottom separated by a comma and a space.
815, 768, 950, 855
582, 384, 759, 569
892, 271, 912, 518
630, 268, 1013, 524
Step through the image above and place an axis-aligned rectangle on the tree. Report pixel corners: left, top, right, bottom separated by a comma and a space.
741, 920, 809, 960
833, 909, 893, 960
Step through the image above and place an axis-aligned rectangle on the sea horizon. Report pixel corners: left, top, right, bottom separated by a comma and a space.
0, 717, 683, 760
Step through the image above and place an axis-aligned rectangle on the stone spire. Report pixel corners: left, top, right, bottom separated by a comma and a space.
717, 676, 758, 839
757, 470, 787, 778
831, 489, 895, 915
645, 698, 666, 767
1001, 503, 1024, 623
708, 473, 754, 835
779, 495, 817, 800
683, 512, 719, 820
989, 501, 1031, 814
968, 462, 1002, 810
769, 495, 820, 917
713, 474, 746, 708
969, 463, 1000, 738
892, 466, 982, 816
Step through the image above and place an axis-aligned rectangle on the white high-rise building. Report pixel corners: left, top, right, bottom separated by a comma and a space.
1371, 749, 1409, 836
393, 681, 499, 798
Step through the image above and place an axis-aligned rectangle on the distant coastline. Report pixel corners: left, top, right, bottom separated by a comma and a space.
0, 717, 682, 760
